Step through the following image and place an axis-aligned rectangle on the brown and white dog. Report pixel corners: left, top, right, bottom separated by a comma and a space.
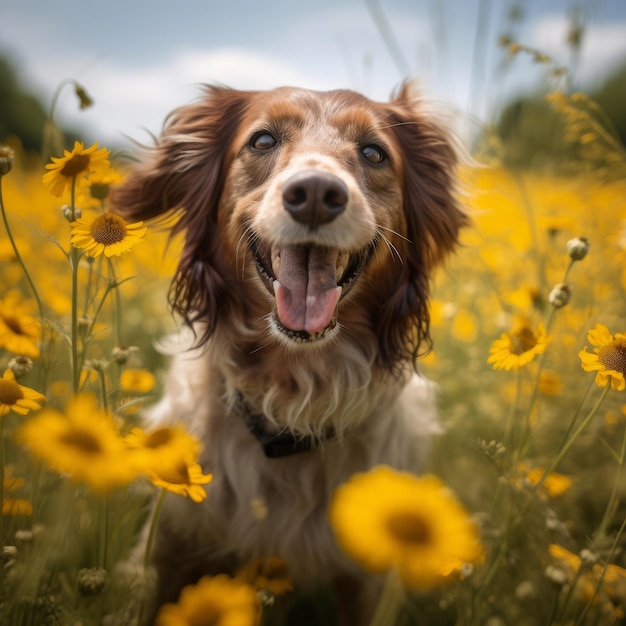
111, 82, 467, 623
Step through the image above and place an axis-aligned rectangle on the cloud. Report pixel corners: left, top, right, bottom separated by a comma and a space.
44, 48, 334, 146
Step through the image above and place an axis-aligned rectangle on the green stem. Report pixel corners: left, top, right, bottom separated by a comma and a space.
369, 570, 403, 626
100, 496, 109, 569
144, 488, 167, 572
0, 418, 4, 552
70, 177, 81, 393
595, 421, 626, 541
0, 175, 46, 340
576, 515, 626, 626
519, 259, 576, 457
107, 258, 123, 347
534, 384, 611, 493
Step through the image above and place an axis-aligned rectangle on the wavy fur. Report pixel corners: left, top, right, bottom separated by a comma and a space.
111, 82, 467, 624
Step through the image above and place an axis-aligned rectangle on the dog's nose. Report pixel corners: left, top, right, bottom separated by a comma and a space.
282, 171, 348, 229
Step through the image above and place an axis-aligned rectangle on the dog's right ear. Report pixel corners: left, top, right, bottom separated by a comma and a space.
110, 86, 250, 341
110, 85, 249, 226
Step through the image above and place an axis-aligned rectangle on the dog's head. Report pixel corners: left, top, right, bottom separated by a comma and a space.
111, 83, 467, 371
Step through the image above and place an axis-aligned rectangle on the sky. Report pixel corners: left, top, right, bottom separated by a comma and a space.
2, 0, 626, 148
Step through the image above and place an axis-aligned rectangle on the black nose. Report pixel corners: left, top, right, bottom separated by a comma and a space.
282, 171, 348, 229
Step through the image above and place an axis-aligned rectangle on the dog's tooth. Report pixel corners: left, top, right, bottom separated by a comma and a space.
336, 251, 349, 280
271, 248, 281, 275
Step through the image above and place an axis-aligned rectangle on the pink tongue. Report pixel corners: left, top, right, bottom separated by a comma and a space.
274, 245, 342, 334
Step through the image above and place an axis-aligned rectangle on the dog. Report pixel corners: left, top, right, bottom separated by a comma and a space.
111, 82, 467, 623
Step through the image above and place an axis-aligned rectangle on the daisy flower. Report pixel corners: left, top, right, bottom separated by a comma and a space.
3, 468, 33, 516
43, 141, 111, 197
155, 574, 258, 626
15, 394, 138, 493
77, 164, 125, 209
70, 212, 146, 258
516, 463, 572, 498
125, 424, 201, 475
0, 369, 46, 417
0, 292, 40, 358
120, 368, 156, 394
236, 556, 293, 596
579, 324, 626, 391
329, 466, 484, 590
148, 456, 213, 503
487, 319, 552, 371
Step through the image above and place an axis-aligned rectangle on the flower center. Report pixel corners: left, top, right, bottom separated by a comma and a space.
0, 379, 24, 406
598, 339, 626, 375
2, 314, 26, 336
145, 428, 174, 449
90, 214, 128, 245
59, 428, 103, 454
60, 154, 91, 177
158, 461, 191, 485
188, 605, 220, 626
89, 182, 110, 201
387, 512, 432, 545
510, 327, 538, 355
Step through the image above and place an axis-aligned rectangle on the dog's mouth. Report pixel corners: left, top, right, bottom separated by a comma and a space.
252, 239, 375, 343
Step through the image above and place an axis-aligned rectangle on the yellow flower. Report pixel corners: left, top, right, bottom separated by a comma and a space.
0, 369, 46, 417
120, 368, 156, 394
517, 463, 572, 498
0, 292, 40, 358
125, 425, 201, 474
549, 544, 626, 604
329, 466, 484, 590
3, 467, 33, 516
70, 212, 146, 258
43, 141, 111, 197
155, 574, 258, 626
237, 556, 293, 596
15, 394, 137, 493
538, 370, 563, 396
487, 319, 552, 371
79, 165, 124, 208
579, 324, 626, 391
148, 455, 213, 503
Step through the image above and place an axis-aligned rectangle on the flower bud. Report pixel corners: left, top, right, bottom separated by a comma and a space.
0, 146, 14, 176
77, 567, 109, 596
74, 83, 94, 110
7, 356, 33, 378
112, 345, 138, 365
566, 237, 590, 261
549, 283, 571, 308
62, 205, 82, 222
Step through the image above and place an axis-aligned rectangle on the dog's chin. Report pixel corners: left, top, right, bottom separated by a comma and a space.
251, 237, 375, 346
268, 313, 340, 347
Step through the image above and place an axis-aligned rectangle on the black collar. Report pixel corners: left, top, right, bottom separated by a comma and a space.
234, 391, 334, 458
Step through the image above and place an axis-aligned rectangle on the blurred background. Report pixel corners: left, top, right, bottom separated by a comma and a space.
1, 0, 626, 155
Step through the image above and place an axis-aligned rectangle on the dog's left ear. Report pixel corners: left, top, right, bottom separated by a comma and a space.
375, 82, 469, 370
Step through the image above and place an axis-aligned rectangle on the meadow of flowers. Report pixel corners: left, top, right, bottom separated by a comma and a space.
0, 41, 626, 626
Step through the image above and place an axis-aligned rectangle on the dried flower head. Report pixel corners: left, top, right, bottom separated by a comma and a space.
0, 146, 15, 176
566, 237, 590, 261
549, 283, 572, 308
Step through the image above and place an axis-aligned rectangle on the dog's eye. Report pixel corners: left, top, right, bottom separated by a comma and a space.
361, 144, 387, 164
250, 132, 278, 152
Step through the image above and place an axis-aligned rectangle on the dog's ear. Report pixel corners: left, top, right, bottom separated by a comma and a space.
375, 82, 469, 370
110, 86, 250, 341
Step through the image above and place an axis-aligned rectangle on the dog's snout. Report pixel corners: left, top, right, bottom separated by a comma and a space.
282, 171, 348, 229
